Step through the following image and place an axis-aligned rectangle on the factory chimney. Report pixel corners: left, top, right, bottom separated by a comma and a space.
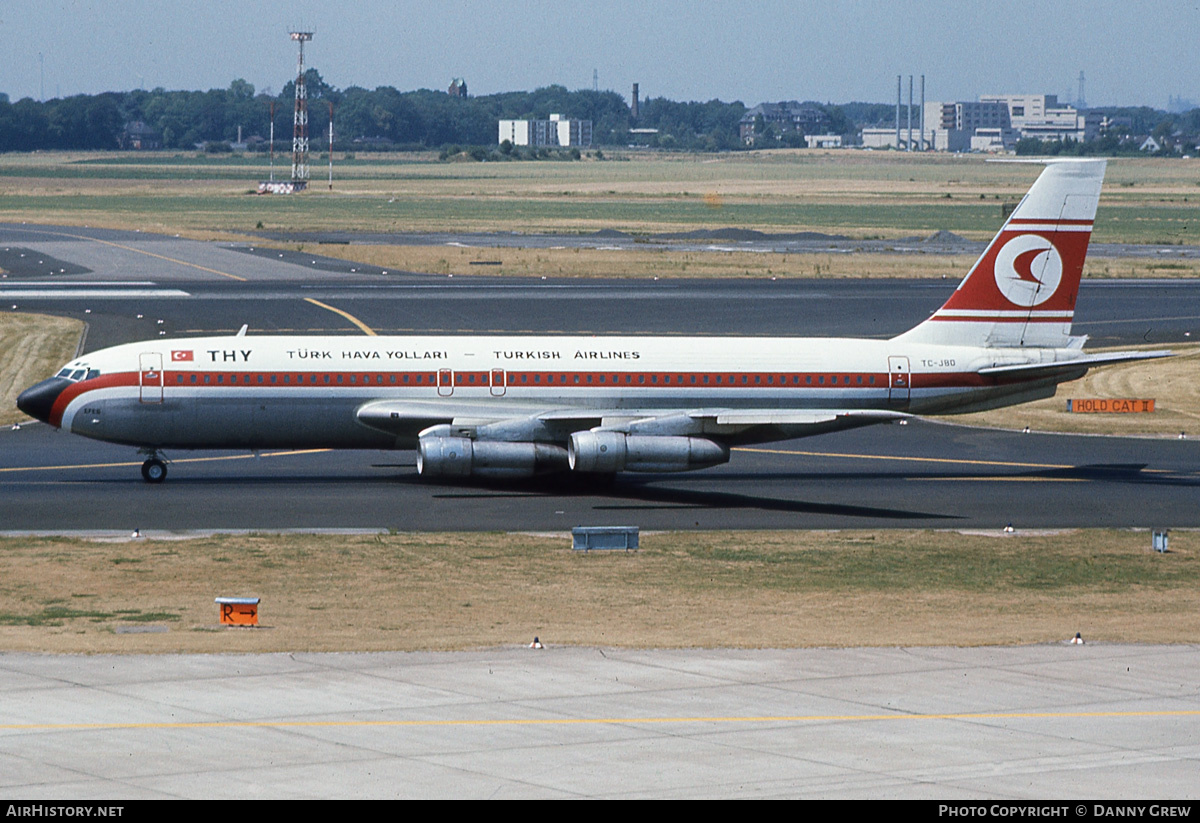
895, 75, 901, 148
920, 74, 925, 150
907, 75, 913, 152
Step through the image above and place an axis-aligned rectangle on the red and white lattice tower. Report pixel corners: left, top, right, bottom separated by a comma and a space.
289, 31, 313, 187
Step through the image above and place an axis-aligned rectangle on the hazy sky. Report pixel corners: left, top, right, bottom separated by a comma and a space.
2, 1, 1196, 108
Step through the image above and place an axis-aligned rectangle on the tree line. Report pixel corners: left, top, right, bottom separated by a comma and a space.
1, 75, 1193, 154
0, 75, 860, 153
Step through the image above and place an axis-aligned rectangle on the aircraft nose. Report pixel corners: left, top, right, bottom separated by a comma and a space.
16, 377, 70, 425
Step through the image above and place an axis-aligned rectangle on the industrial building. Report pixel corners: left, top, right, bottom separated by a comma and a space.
498, 114, 592, 147
921, 100, 1015, 151
860, 128, 917, 150
916, 95, 1099, 151
979, 94, 1100, 142
863, 93, 1101, 152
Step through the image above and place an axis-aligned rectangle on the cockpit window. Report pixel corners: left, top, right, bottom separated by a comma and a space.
69, 369, 86, 380
56, 369, 72, 378
86, 369, 100, 380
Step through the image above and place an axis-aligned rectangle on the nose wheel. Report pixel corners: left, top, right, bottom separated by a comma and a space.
141, 457, 168, 483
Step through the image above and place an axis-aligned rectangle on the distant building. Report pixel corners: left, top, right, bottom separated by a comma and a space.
978, 94, 1099, 142
498, 120, 530, 145
739, 102, 832, 146
121, 121, 161, 150
1099, 114, 1133, 134
804, 134, 842, 149
1167, 94, 1196, 114
448, 78, 468, 97
969, 128, 1015, 153
498, 114, 592, 147
921, 100, 1014, 151
892, 94, 1098, 152
860, 128, 916, 150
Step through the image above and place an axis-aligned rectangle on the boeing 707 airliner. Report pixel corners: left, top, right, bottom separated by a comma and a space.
17, 159, 1168, 482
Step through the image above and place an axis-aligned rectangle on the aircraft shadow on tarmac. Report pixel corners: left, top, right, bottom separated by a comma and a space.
595, 483, 955, 520
677, 463, 1200, 487
422, 473, 957, 521
412, 460, 1200, 521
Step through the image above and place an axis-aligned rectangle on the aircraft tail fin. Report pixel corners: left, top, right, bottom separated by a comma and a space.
895, 159, 1106, 349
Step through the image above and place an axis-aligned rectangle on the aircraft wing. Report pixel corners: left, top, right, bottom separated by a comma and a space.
355, 398, 592, 436
704, 409, 907, 426
356, 399, 907, 443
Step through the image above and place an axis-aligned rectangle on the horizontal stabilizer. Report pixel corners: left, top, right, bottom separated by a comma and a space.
978, 350, 1172, 378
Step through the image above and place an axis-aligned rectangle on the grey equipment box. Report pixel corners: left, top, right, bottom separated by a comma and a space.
572, 526, 639, 551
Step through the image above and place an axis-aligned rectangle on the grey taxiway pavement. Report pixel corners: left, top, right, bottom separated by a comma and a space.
3, 645, 1198, 799
3, 224, 1200, 799
3, 222, 1200, 531
5, 418, 1200, 531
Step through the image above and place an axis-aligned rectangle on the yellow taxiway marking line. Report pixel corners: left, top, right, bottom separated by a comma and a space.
28, 227, 248, 282
734, 446, 1074, 471
5, 709, 1199, 732
0, 449, 331, 474
304, 298, 377, 336
908, 477, 1086, 482
736, 446, 1182, 477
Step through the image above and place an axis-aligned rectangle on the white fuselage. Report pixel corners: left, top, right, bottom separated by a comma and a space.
48, 334, 1071, 451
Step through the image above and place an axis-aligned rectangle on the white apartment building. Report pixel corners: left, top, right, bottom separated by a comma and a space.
498, 114, 592, 147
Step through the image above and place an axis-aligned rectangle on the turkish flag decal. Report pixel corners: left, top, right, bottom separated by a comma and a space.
171, 350, 194, 362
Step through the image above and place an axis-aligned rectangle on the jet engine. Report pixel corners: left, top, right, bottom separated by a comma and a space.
417, 435, 568, 479
567, 431, 729, 473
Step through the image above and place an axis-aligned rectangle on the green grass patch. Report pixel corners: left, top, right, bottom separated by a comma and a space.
0, 605, 178, 626
686, 540, 1188, 592
118, 611, 181, 623
0, 191, 1189, 244
0, 151, 1196, 244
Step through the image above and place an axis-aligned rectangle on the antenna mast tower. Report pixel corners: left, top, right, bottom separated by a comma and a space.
290, 31, 313, 189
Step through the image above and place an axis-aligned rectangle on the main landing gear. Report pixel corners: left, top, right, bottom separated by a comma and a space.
141, 455, 168, 483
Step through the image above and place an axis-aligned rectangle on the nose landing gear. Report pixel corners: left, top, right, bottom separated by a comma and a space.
140, 455, 168, 483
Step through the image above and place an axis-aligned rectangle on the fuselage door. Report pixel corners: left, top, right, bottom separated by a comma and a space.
437, 368, 454, 397
139, 352, 164, 404
887, 355, 910, 407
490, 368, 506, 397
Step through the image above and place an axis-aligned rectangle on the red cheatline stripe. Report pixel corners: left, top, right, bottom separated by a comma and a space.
50, 373, 138, 427
50, 367, 1046, 426
1007, 217, 1093, 226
